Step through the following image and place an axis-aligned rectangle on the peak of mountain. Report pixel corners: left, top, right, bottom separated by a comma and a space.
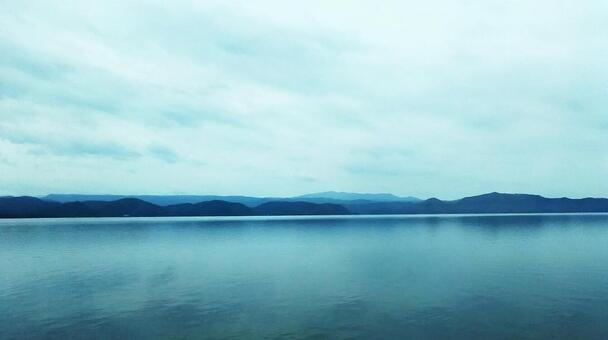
296, 191, 419, 202
0, 196, 60, 217
459, 192, 545, 201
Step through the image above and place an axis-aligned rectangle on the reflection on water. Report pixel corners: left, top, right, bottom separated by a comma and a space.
1, 214, 608, 339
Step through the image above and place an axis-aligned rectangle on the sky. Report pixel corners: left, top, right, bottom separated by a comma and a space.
1, 0, 607, 199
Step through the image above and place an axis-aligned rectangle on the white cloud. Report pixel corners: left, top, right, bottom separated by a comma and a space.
1, 0, 607, 198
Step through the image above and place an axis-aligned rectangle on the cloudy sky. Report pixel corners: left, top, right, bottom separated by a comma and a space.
1, 0, 607, 199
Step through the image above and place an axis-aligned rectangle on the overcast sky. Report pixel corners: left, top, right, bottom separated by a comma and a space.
1, 0, 607, 199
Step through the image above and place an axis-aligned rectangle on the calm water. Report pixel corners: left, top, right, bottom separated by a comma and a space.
1, 214, 608, 339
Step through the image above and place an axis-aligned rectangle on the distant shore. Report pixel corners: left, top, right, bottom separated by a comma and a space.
2, 192, 608, 218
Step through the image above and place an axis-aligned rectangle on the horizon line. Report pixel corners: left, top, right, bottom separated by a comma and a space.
3, 191, 608, 201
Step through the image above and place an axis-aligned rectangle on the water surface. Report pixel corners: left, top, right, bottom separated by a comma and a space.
1, 214, 608, 339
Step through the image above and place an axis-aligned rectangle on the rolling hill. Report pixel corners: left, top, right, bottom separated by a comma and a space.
3, 192, 608, 218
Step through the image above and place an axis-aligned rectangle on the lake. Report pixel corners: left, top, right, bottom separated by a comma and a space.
1, 214, 608, 339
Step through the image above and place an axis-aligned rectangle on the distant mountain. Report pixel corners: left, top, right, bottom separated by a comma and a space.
446, 192, 608, 214
295, 191, 420, 202
345, 192, 608, 215
43, 192, 421, 207
43, 194, 275, 207
342, 201, 420, 215
254, 201, 351, 216
0, 197, 347, 218
4, 192, 608, 218
164, 200, 253, 216
96, 198, 166, 217
0, 197, 165, 218
0, 196, 60, 217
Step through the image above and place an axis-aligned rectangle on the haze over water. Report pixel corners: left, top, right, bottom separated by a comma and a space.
2, 214, 608, 339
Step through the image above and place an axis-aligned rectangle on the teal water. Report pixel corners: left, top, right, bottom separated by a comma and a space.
1, 214, 608, 339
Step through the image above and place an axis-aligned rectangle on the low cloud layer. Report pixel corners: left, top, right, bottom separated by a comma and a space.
1, 0, 607, 198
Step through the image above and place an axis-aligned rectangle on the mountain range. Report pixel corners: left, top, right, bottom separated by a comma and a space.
43, 191, 420, 207
1, 192, 607, 218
